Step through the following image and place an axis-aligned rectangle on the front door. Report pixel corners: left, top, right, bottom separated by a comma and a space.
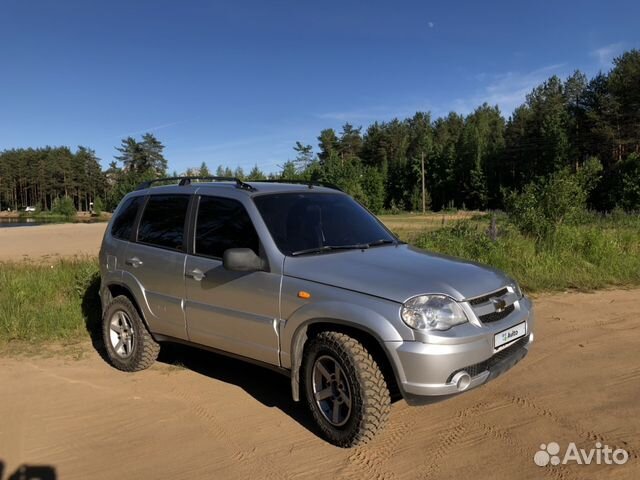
184, 195, 280, 366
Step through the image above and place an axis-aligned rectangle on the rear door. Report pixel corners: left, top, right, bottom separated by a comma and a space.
103, 195, 145, 273
184, 194, 280, 365
122, 194, 191, 340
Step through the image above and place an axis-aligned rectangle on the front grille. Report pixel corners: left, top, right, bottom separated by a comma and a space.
468, 288, 508, 306
479, 304, 515, 323
446, 336, 529, 383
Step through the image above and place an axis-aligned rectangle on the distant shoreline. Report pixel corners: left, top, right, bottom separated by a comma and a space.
0, 211, 111, 222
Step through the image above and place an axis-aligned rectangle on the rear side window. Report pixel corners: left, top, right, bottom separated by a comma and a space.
195, 196, 259, 258
111, 196, 144, 241
137, 195, 190, 250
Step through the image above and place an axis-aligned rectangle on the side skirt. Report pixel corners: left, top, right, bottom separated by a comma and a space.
153, 334, 291, 378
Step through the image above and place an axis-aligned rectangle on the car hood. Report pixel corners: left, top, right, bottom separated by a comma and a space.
283, 244, 510, 303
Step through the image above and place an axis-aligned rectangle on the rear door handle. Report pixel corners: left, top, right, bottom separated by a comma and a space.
125, 257, 143, 268
185, 268, 206, 281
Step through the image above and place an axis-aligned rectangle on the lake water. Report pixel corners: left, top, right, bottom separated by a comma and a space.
0, 217, 107, 228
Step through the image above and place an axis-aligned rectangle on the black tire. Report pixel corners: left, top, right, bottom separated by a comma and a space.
102, 295, 160, 372
303, 331, 391, 447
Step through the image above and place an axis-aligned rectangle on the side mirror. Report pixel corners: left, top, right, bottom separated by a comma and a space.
222, 248, 266, 272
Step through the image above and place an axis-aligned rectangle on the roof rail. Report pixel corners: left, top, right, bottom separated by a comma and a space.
135, 176, 256, 192
250, 179, 343, 192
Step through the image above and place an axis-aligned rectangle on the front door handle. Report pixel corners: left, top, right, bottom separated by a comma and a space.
125, 257, 143, 268
185, 268, 206, 281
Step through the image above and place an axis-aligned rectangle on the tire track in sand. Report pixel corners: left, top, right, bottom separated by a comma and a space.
470, 420, 578, 480
339, 404, 414, 480
419, 401, 488, 479
165, 384, 292, 480
502, 392, 639, 460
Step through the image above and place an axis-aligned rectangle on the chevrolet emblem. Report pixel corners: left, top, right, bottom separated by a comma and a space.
491, 297, 507, 313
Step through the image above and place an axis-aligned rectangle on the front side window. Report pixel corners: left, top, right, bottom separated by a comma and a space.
111, 195, 144, 241
195, 196, 259, 258
137, 195, 190, 250
253, 192, 395, 255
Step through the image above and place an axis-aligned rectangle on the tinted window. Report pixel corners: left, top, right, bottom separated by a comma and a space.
137, 195, 190, 250
254, 193, 394, 255
195, 196, 259, 258
111, 196, 143, 240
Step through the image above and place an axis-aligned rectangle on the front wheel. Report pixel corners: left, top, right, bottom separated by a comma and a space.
303, 331, 391, 447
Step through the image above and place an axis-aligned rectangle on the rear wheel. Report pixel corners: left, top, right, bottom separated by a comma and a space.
102, 295, 159, 372
303, 331, 391, 447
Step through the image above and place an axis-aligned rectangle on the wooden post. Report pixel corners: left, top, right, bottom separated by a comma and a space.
421, 152, 426, 214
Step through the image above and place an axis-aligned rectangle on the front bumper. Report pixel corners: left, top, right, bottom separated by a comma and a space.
386, 296, 534, 405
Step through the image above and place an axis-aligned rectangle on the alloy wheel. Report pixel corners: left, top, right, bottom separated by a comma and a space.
312, 355, 353, 426
109, 311, 135, 359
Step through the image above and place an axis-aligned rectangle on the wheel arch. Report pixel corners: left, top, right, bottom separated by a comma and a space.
289, 319, 401, 402
102, 282, 153, 333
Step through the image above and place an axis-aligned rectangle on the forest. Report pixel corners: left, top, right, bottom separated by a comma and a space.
0, 146, 103, 212
1, 49, 639, 214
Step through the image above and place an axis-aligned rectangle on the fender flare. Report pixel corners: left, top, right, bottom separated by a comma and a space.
102, 275, 155, 332
284, 300, 404, 402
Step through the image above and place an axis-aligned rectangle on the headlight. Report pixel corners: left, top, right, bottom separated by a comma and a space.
509, 280, 523, 299
401, 295, 468, 331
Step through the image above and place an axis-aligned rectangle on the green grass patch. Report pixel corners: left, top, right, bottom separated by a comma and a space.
0, 259, 100, 344
415, 217, 640, 292
19, 212, 74, 221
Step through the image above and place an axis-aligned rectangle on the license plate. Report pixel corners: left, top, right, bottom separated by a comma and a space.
494, 321, 527, 348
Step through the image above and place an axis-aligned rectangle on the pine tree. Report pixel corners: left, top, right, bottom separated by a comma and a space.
199, 161, 211, 177
247, 164, 266, 180
293, 142, 314, 172
140, 133, 168, 176
115, 134, 167, 176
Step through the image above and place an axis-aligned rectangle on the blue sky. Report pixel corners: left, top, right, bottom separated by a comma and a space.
1, 0, 638, 174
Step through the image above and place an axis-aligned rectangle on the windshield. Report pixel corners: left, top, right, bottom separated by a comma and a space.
253, 192, 396, 256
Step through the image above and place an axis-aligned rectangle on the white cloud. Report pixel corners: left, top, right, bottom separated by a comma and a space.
317, 63, 569, 125
428, 21, 434, 28
116, 121, 184, 139
590, 42, 625, 68
458, 63, 567, 116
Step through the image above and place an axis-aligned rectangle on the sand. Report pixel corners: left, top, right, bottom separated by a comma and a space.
0, 288, 638, 479
0, 223, 107, 262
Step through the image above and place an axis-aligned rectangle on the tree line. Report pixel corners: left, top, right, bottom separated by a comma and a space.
0, 146, 104, 212
263, 49, 639, 213
1, 49, 639, 214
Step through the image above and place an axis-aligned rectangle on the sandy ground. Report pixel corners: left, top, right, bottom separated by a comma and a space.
0, 288, 638, 480
0, 223, 106, 262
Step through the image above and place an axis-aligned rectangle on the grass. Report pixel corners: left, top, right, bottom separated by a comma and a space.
0, 211, 638, 345
378, 211, 485, 241
0, 259, 100, 345
413, 215, 640, 292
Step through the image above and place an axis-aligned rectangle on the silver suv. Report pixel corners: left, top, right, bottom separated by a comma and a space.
99, 177, 534, 447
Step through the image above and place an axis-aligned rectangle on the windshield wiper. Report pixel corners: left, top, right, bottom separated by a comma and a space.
291, 244, 369, 256
366, 239, 398, 247
291, 239, 400, 256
